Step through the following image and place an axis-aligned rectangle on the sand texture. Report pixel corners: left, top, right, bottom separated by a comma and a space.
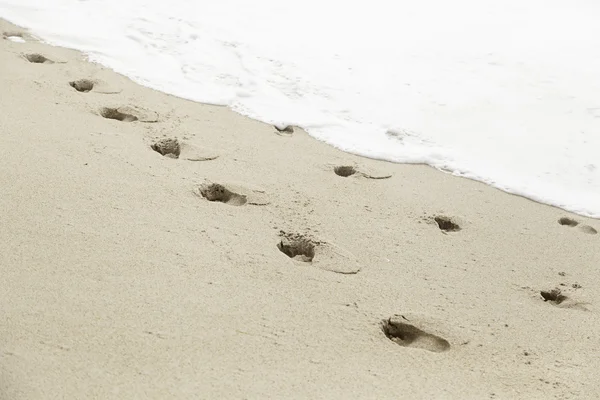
1, 19, 599, 399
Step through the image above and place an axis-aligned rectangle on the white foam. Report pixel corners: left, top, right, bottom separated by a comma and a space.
1, 0, 599, 217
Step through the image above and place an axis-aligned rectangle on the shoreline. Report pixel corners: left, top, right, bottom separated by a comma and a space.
1, 7, 598, 219
1, 18, 599, 399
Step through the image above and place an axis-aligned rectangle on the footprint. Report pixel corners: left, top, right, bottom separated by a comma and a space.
152, 138, 181, 159
334, 165, 357, 177
557, 217, 597, 235
3, 31, 31, 43
329, 163, 392, 179
70, 79, 94, 93
98, 106, 158, 123
539, 288, 590, 311
69, 79, 121, 94
99, 107, 137, 122
194, 181, 268, 206
277, 233, 316, 262
274, 125, 294, 135
558, 217, 578, 227
381, 315, 450, 353
433, 215, 461, 232
196, 183, 246, 206
24, 53, 53, 64
540, 288, 567, 305
151, 138, 218, 161
277, 231, 360, 274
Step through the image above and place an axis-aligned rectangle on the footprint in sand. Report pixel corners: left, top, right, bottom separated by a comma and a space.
274, 125, 294, 136
69, 79, 121, 94
3, 31, 33, 43
540, 288, 568, 305
194, 181, 268, 207
100, 107, 137, 122
277, 233, 315, 262
381, 314, 451, 353
196, 183, 247, 206
151, 137, 218, 161
70, 79, 95, 93
324, 163, 392, 179
333, 165, 357, 177
539, 287, 590, 311
277, 231, 361, 274
23, 53, 54, 64
98, 105, 158, 123
558, 217, 578, 227
557, 217, 597, 235
430, 215, 462, 233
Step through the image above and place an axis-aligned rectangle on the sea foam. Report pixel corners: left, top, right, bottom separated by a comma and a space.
1, 0, 599, 217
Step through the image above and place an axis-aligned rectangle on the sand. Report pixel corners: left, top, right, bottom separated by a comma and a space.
1, 19, 599, 399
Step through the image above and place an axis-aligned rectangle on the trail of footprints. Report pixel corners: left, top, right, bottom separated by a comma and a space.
10, 27, 598, 354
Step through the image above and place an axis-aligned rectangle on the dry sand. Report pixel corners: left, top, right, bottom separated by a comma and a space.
1, 19, 599, 399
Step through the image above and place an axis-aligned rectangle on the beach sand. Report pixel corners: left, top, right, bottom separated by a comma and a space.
1, 19, 599, 399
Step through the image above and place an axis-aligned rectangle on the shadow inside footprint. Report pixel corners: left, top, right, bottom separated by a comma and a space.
382, 316, 450, 353
334, 166, 357, 177
558, 217, 579, 227
538, 288, 590, 311
434, 216, 461, 232
277, 233, 316, 262
197, 183, 247, 206
99, 107, 138, 122
25, 53, 53, 64
70, 79, 94, 92
151, 138, 181, 159
540, 288, 567, 305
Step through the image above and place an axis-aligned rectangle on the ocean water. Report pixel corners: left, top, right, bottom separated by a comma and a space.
1, 0, 599, 217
